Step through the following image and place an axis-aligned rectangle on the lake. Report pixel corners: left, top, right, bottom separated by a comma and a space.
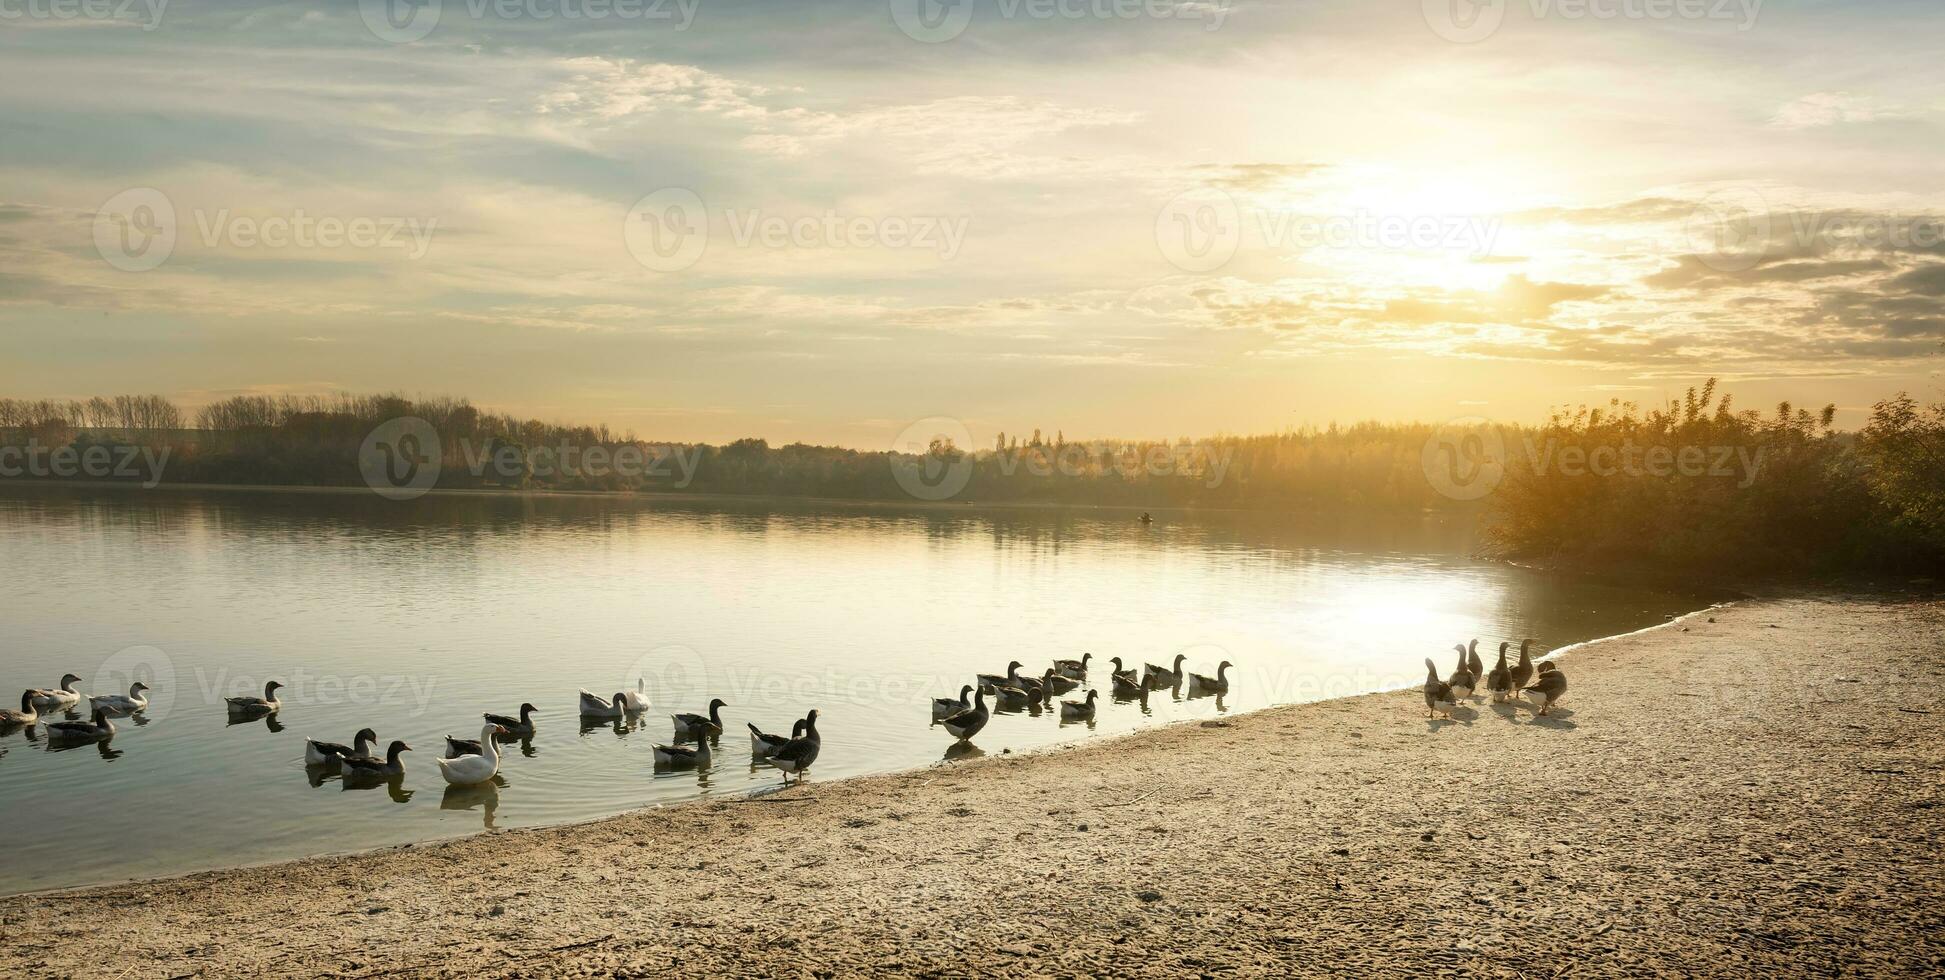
0, 486, 1707, 895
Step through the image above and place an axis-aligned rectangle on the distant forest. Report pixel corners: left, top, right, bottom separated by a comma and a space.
2, 384, 1941, 580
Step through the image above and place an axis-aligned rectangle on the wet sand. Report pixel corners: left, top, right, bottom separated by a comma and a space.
2, 595, 1940, 977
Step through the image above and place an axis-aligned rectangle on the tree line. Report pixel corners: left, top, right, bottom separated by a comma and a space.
3, 383, 1940, 579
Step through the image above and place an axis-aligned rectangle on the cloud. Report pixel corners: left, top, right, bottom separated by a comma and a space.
1771, 92, 1915, 130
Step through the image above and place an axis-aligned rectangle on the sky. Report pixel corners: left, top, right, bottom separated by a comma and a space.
1, 0, 1942, 447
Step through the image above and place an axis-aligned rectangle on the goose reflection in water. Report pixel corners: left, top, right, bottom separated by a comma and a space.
579, 715, 641, 739
440, 777, 504, 830
340, 771, 414, 803
227, 710, 284, 733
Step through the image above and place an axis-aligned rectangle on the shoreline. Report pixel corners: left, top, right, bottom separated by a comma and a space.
3, 603, 1719, 904
3, 595, 1940, 976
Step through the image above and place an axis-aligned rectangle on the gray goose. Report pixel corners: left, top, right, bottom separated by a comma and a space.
0, 690, 39, 728
29, 674, 84, 709
225, 680, 284, 713
1143, 653, 1187, 689
1187, 661, 1232, 694
47, 707, 115, 743
759, 709, 821, 783
1109, 658, 1146, 698
1445, 644, 1476, 700
1052, 653, 1092, 679
1486, 643, 1514, 702
1058, 689, 1098, 720
671, 698, 728, 740
341, 740, 412, 778
976, 661, 1025, 695
652, 731, 715, 768
1509, 640, 1536, 692
1525, 663, 1568, 715
1422, 659, 1455, 718
932, 684, 974, 721
484, 702, 540, 735
1466, 640, 1484, 685
940, 688, 990, 742
749, 717, 807, 758
308, 728, 378, 766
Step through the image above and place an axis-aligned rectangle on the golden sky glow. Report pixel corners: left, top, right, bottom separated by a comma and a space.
1, 1, 1941, 446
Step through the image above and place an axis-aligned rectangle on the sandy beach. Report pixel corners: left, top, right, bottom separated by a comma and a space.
3, 595, 1940, 977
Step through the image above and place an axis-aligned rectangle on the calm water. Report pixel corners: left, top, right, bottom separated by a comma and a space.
0, 487, 1705, 895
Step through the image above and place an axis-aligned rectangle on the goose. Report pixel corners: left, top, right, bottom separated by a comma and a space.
620, 679, 651, 713
932, 684, 975, 721
444, 734, 487, 758
0, 690, 40, 727
976, 661, 1025, 695
1422, 659, 1455, 719
749, 718, 807, 758
47, 707, 115, 743
672, 698, 727, 739
1059, 689, 1098, 721
226, 680, 284, 713
940, 688, 990, 742
29, 674, 83, 709
1143, 653, 1187, 689
1509, 640, 1536, 692
435, 724, 509, 786
484, 702, 540, 735
1052, 653, 1092, 679
89, 682, 150, 713
1466, 639, 1485, 686
992, 662, 1044, 701
1187, 661, 1232, 694
1525, 665, 1568, 716
306, 727, 378, 766
1446, 645, 1476, 700
1486, 643, 1514, 703
341, 741, 412, 779
759, 709, 821, 783
1110, 666, 1147, 698
652, 731, 714, 768
1044, 671, 1082, 695
1108, 657, 1139, 686
579, 690, 626, 719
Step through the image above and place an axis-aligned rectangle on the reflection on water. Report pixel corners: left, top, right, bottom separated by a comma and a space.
0, 486, 1708, 894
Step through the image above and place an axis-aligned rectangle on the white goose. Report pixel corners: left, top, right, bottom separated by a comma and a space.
435, 724, 509, 786
90, 682, 151, 713
620, 679, 651, 713
29, 674, 83, 709
579, 689, 626, 719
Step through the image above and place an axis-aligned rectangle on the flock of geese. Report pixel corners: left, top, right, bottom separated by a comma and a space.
1, 642, 1558, 791
1422, 639, 1569, 718
0, 675, 824, 787
929, 651, 1235, 743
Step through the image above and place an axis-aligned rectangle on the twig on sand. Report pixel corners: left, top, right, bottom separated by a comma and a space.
1859, 767, 1908, 775
1896, 707, 1933, 714
551, 934, 613, 953
740, 797, 818, 804
1099, 792, 1153, 808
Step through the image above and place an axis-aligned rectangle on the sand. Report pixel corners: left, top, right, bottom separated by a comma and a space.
3, 595, 1941, 978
